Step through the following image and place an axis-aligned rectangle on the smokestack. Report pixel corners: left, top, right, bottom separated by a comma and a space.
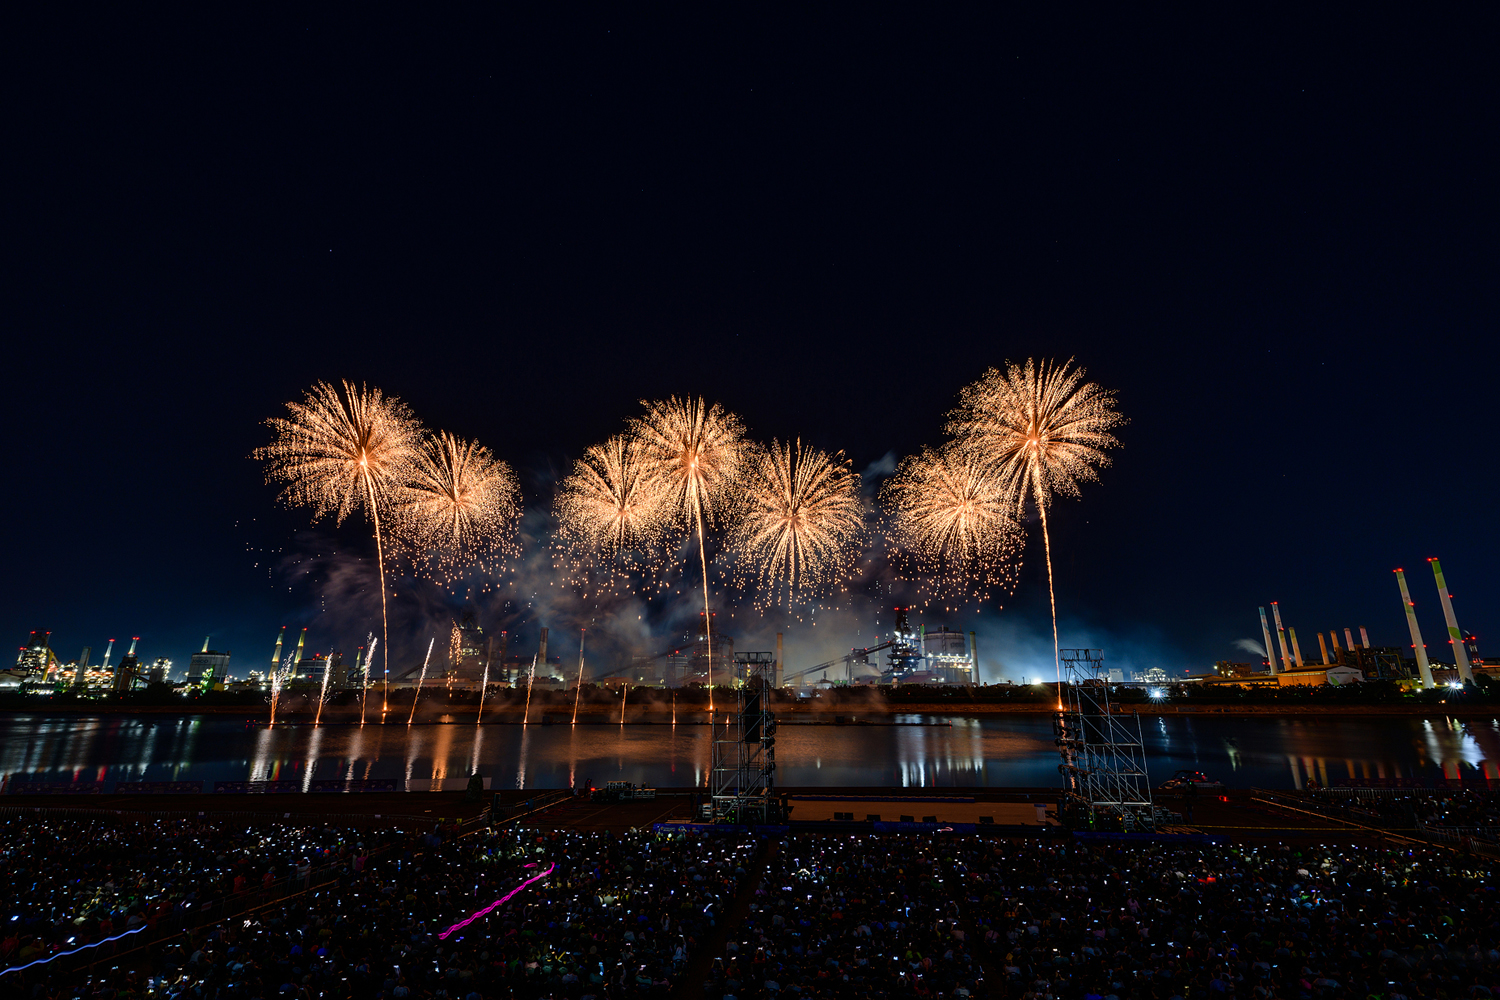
101, 639, 115, 672
970, 631, 980, 683
1317, 632, 1330, 666
1344, 628, 1357, 653
1394, 569, 1435, 688
271, 626, 285, 671
294, 628, 307, 662
1258, 608, 1278, 674
1359, 626, 1370, 649
775, 632, 784, 688
1289, 628, 1304, 668
1329, 630, 1344, 665
1271, 603, 1292, 672
126, 637, 138, 657
538, 627, 549, 672
76, 646, 90, 687
1429, 558, 1474, 684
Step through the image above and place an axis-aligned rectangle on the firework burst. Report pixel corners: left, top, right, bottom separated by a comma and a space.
879, 444, 1022, 606
945, 357, 1124, 685
395, 431, 521, 581
254, 380, 422, 718
730, 439, 865, 609
629, 396, 748, 709
553, 434, 670, 585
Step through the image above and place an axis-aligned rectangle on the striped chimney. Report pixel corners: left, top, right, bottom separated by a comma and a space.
1345, 628, 1357, 653
1289, 628, 1305, 668
1317, 632, 1330, 665
1271, 603, 1293, 672
1259, 608, 1278, 674
1395, 569, 1435, 688
1429, 558, 1473, 684
1359, 626, 1371, 649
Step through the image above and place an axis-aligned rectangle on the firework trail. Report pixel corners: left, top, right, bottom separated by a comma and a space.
313, 649, 333, 726
946, 358, 1124, 689
629, 396, 747, 711
555, 434, 670, 572
395, 431, 521, 582
268, 653, 295, 725
360, 634, 377, 724
879, 444, 1022, 605
408, 637, 435, 726
255, 381, 422, 715
476, 639, 492, 725
522, 653, 538, 726
730, 439, 864, 609
571, 629, 586, 725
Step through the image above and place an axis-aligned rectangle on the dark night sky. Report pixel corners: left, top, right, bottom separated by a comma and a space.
4, 9, 1496, 679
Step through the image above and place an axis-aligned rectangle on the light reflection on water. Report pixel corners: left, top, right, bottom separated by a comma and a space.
0, 714, 1498, 790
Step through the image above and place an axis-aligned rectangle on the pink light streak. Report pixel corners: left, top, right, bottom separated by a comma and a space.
438, 862, 555, 940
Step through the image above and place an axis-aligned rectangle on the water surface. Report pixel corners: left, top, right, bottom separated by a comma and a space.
2, 713, 1496, 791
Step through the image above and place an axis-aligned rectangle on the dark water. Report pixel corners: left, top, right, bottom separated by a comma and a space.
2, 713, 1498, 791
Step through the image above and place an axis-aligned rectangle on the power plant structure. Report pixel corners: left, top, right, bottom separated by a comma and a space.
782, 608, 979, 687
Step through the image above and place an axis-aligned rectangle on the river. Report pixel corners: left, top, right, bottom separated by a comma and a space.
2, 713, 1497, 792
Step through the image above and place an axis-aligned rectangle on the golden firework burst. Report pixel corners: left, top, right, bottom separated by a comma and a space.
254, 380, 422, 722
395, 430, 521, 580
945, 357, 1124, 684
879, 443, 1022, 604
731, 439, 864, 609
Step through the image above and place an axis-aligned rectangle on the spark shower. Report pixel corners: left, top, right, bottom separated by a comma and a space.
256, 361, 1123, 671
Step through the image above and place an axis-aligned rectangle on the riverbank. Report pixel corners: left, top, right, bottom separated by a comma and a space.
3, 700, 1496, 719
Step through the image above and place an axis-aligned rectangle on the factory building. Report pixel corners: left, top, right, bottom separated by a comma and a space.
187, 638, 230, 691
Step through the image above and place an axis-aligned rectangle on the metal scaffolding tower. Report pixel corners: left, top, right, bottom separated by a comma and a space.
1053, 649, 1156, 830
710, 652, 779, 823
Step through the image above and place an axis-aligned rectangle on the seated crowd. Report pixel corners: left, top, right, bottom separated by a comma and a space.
7, 817, 1500, 1000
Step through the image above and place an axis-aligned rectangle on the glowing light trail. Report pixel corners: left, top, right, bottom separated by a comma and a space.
438, 863, 555, 940
408, 637, 435, 725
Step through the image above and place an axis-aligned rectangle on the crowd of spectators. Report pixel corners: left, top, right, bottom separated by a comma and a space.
707, 834, 984, 1000
0, 816, 394, 974
6, 817, 757, 999
9, 815, 1500, 1000
1308, 789, 1500, 838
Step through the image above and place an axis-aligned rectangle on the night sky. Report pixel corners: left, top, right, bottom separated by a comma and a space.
5, 10, 1496, 680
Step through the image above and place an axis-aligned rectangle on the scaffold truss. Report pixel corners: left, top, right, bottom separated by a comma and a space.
1054, 648, 1156, 830
710, 651, 779, 824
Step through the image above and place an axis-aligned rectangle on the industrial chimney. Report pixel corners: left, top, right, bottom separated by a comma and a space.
1359, 626, 1371, 649
1259, 608, 1278, 675
1429, 558, 1474, 684
1271, 603, 1292, 672
775, 632, 784, 688
1289, 628, 1305, 668
1394, 569, 1435, 688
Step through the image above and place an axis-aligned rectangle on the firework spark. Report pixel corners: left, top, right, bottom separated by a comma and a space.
554, 434, 670, 582
396, 431, 521, 581
946, 358, 1124, 685
879, 444, 1023, 605
408, 636, 435, 725
254, 381, 421, 718
629, 397, 748, 710
731, 439, 864, 609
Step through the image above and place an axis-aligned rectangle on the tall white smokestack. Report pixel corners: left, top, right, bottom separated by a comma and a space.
775, 632, 784, 688
1270, 603, 1292, 672
1344, 628, 1357, 652
1359, 626, 1370, 649
1317, 632, 1330, 666
101, 639, 115, 672
1429, 558, 1473, 684
1395, 569, 1435, 688
1259, 608, 1278, 674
